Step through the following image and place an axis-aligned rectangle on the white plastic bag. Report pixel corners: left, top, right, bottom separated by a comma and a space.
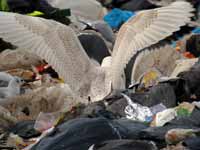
0, 72, 22, 99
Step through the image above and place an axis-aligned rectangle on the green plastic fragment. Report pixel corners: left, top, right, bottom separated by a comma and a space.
176, 108, 191, 117
0, 0, 9, 11
27, 11, 44, 17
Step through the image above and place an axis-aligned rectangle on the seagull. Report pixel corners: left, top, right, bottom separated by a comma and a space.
0, 1, 194, 101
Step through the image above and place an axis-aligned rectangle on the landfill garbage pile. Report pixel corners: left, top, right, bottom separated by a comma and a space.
0, 0, 200, 150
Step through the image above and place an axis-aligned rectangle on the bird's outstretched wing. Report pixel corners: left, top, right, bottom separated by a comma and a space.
0, 12, 93, 92
111, 1, 194, 89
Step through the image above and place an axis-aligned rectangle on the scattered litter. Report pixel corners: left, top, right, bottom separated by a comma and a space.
0, 72, 23, 99
192, 101, 200, 109
138, 68, 162, 89
151, 108, 176, 127
165, 129, 198, 145
122, 93, 153, 122
34, 112, 61, 132
150, 103, 167, 115
170, 58, 199, 78
175, 102, 195, 117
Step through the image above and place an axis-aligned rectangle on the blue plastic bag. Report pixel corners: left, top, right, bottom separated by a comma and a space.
104, 8, 135, 29
192, 27, 200, 34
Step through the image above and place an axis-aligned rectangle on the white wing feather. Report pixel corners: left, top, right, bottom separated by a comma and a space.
111, 1, 194, 89
0, 12, 93, 93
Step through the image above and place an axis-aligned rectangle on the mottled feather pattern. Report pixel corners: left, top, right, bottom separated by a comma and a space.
0, 13, 95, 96
111, 1, 194, 89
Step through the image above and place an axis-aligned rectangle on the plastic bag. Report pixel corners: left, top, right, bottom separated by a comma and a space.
32, 118, 123, 150
0, 72, 23, 99
89, 139, 158, 150
165, 128, 198, 144
104, 8, 135, 29
47, 0, 106, 21
151, 108, 176, 127
34, 112, 61, 132
122, 93, 153, 122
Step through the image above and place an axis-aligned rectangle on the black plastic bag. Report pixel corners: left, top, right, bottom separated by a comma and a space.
32, 118, 125, 150
7, 0, 55, 14
32, 117, 150, 150
178, 59, 200, 101
9, 120, 41, 139
128, 83, 177, 108
120, 0, 157, 11
78, 32, 110, 64
106, 83, 176, 118
183, 137, 200, 150
90, 139, 158, 150
186, 34, 200, 57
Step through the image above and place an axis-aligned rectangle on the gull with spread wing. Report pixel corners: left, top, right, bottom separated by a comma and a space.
0, 1, 194, 101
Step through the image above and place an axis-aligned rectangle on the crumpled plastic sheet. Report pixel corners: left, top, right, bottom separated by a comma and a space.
0, 72, 23, 99
122, 93, 153, 122
165, 128, 198, 145
47, 0, 107, 21
34, 112, 61, 132
171, 58, 199, 78
123, 93, 167, 123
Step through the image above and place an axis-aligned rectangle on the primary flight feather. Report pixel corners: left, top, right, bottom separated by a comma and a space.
111, 1, 194, 89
